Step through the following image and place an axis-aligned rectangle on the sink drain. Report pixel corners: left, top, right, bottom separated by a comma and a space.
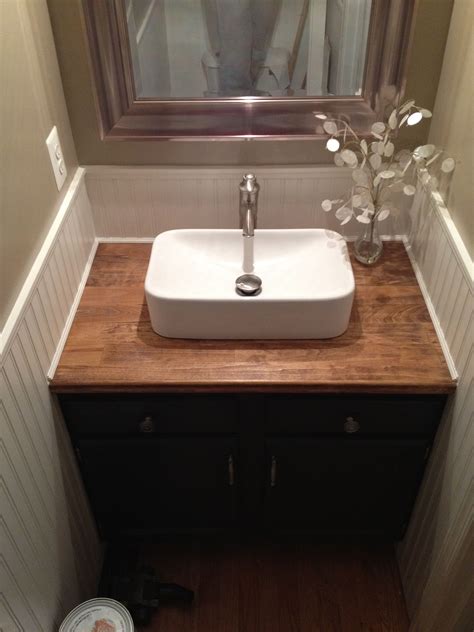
235, 274, 262, 296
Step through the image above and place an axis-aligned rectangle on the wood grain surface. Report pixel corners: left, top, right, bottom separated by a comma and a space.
50, 243, 455, 394
105, 535, 410, 632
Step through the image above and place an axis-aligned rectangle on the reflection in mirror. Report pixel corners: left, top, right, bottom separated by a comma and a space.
126, 0, 372, 99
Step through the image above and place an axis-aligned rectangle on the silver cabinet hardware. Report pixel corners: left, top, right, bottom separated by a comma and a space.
228, 454, 235, 486
270, 456, 277, 487
138, 416, 155, 434
344, 416, 360, 433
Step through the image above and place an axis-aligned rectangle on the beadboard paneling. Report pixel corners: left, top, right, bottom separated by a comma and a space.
399, 178, 473, 632
85, 166, 408, 239
0, 169, 101, 632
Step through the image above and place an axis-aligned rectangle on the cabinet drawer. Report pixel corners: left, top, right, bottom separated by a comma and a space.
60, 394, 239, 436
264, 395, 446, 437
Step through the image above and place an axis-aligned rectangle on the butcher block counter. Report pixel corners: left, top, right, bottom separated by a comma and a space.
49, 242, 454, 395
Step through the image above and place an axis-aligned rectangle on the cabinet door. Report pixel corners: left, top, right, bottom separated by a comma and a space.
77, 436, 238, 534
263, 437, 428, 536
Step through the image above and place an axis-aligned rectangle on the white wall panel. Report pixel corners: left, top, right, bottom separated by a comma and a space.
399, 177, 473, 632
86, 166, 409, 240
0, 169, 101, 632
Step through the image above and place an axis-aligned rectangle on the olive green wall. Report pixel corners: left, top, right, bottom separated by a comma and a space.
0, 0, 78, 329
428, 0, 473, 256
48, 0, 453, 166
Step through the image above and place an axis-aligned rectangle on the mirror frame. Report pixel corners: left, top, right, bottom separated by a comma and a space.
82, 0, 417, 140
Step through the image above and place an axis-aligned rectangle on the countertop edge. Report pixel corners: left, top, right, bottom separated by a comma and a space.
49, 381, 456, 395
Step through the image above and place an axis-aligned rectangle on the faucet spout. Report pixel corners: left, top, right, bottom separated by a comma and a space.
239, 173, 259, 237
243, 207, 255, 237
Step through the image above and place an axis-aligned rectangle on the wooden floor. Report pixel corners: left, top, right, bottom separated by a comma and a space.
105, 536, 409, 632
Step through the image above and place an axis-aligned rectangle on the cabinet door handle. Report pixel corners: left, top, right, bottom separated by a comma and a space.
270, 456, 277, 487
344, 416, 360, 433
138, 416, 155, 434
228, 454, 235, 486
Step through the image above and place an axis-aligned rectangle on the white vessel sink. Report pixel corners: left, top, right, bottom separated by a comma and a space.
145, 229, 355, 339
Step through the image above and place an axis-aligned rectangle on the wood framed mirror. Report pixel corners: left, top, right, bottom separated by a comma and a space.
82, 0, 417, 140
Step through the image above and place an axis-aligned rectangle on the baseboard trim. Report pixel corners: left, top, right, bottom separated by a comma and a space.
47, 238, 99, 381
97, 237, 155, 243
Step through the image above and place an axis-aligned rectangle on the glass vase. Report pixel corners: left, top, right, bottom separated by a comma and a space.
354, 219, 383, 265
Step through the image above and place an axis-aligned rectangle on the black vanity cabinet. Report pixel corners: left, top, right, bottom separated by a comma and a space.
59, 393, 446, 538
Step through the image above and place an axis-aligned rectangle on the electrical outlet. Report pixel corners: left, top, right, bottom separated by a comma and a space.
45, 126, 67, 191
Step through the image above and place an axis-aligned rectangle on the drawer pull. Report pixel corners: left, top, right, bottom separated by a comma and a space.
228, 454, 235, 486
344, 417, 360, 433
270, 456, 277, 487
138, 416, 155, 434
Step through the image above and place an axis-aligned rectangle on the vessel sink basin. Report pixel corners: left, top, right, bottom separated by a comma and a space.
145, 229, 355, 339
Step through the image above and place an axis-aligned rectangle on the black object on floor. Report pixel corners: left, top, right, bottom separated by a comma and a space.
99, 544, 194, 627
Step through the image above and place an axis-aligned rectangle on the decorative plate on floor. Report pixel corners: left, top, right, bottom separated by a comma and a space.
59, 597, 134, 632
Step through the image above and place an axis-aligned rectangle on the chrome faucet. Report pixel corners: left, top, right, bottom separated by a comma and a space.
239, 173, 260, 237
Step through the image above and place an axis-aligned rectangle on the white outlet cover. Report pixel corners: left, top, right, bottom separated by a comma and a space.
45, 126, 67, 191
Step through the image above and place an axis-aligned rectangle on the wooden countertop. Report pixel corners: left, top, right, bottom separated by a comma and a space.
50, 243, 455, 394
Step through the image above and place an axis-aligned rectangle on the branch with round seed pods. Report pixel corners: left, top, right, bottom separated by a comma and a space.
316, 100, 455, 228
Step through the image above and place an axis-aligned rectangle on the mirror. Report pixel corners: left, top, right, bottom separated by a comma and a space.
126, 0, 372, 99
82, 0, 416, 139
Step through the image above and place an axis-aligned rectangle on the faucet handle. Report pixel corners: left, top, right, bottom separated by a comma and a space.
240, 173, 259, 194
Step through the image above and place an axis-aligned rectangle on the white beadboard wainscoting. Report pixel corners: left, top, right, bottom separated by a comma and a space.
0, 168, 102, 632
399, 178, 473, 632
85, 165, 409, 239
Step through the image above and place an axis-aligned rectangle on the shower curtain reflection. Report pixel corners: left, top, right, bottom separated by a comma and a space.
126, 0, 372, 99
211, 0, 281, 95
